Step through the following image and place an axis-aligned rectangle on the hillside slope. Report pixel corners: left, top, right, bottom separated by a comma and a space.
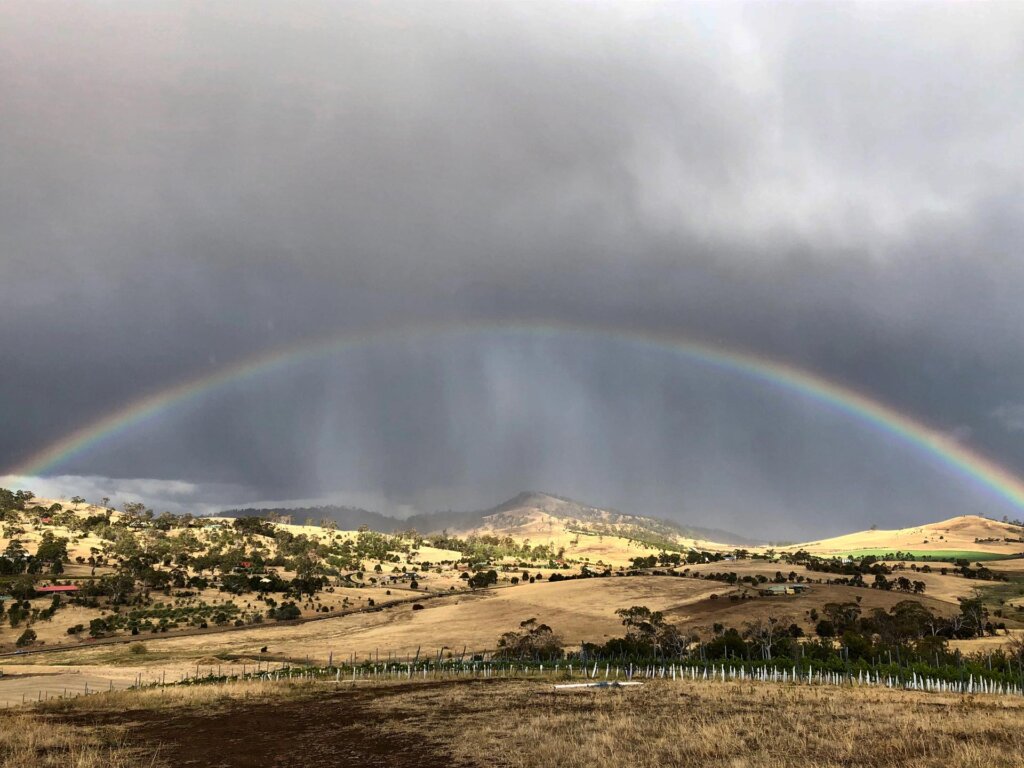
446, 492, 744, 564
791, 515, 1024, 558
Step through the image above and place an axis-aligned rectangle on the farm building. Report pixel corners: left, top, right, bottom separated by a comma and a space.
759, 584, 810, 597
34, 584, 80, 594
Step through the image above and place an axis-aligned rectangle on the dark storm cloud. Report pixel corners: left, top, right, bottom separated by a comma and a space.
2, 2, 1024, 537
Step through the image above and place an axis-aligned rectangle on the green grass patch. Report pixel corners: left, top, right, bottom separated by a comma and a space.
833, 549, 1016, 562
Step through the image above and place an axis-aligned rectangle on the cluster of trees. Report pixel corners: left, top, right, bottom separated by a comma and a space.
810, 596, 992, 642
1, 594, 61, 629
492, 581, 1014, 668
629, 550, 729, 569
596, 606, 690, 658
496, 618, 563, 660
782, 551, 891, 576
0, 491, 460, 647
955, 563, 1007, 581
427, 533, 563, 565
464, 569, 499, 589
266, 600, 302, 621
0, 488, 36, 517
79, 600, 257, 637
563, 595, 998, 668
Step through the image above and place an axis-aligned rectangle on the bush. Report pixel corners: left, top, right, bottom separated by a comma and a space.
129, 642, 147, 655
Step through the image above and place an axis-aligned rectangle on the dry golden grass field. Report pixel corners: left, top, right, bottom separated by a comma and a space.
0, 572, 1016, 709
791, 514, 1024, 558
0, 577, 720, 683
4, 676, 1024, 768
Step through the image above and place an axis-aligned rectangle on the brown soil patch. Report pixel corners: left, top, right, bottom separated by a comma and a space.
65, 682, 465, 768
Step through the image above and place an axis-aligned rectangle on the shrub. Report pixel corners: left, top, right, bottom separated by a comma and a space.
129, 642, 147, 655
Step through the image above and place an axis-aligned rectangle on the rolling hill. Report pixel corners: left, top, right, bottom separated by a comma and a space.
791, 514, 1024, 560
220, 491, 755, 548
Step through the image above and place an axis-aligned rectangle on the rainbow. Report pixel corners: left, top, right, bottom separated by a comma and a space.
7, 321, 1024, 512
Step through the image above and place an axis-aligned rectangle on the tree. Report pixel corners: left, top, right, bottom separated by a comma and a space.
705, 627, 746, 659
955, 596, 987, 638
616, 606, 664, 638
8, 576, 36, 601
15, 628, 36, 647
842, 628, 872, 660
122, 501, 149, 520
89, 617, 109, 638
35, 532, 68, 564
822, 601, 861, 633
744, 617, 781, 660
468, 570, 498, 589
614, 605, 685, 657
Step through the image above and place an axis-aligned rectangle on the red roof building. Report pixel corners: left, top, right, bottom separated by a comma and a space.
35, 585, 80, 593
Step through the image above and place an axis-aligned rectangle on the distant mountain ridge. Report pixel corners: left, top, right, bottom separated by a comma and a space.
219, 490, 757, 546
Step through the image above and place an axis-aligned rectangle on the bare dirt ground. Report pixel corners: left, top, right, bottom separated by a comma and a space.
69, 681, 462, 768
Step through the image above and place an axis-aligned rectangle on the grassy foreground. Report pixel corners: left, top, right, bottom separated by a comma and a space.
4, 676, 1024, 767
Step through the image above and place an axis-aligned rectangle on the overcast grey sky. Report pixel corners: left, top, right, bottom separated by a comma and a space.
2, 2, 1024, 538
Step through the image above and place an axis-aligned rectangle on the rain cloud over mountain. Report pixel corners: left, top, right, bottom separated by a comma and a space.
3, 2, 1024, 538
